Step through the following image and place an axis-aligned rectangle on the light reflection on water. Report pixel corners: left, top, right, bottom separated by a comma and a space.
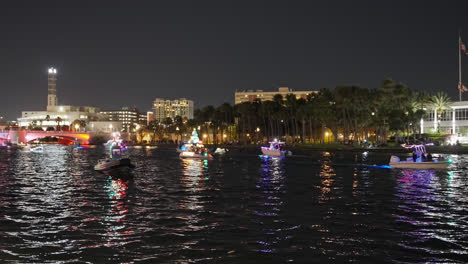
0, 147, 467, 263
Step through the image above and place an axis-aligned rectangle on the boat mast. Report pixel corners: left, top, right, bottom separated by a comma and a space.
459, 31, 462, 101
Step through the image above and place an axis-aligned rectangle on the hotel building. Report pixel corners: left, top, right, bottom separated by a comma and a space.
234, 87, 317, 104
152, 98, 194, 122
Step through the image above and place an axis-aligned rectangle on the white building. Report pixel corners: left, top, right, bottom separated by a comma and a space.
422, 101, 468, 143
17, 67, 101, 130
235, 87, 317, 104
88, 121, 123, 133
152, 98, 194, 122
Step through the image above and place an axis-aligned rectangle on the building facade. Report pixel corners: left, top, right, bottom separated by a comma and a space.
17, 67, 101, 129
420, 101, 468, 143
235, 87, 317, 104
152, 98, 194, 122
100, 107, 147, 132
88, 121, 123, 133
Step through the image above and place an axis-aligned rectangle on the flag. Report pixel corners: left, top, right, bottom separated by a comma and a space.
458, 82, 468, 92
461, 41, 468, 55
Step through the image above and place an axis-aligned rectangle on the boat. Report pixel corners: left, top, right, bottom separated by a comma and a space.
94, 157, 135, 172
389, 144, 450, 169
261, 139, 292, 157
179, 129, 213, 160
214, 148, 228, 155
180, 150, 213, 160
30, 145, 44, 153
95, 133, 135, 173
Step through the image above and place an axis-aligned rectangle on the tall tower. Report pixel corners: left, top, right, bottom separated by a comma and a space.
47, 67, 57, 111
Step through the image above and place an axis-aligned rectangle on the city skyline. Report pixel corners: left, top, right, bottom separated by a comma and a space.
1, 1, 468, 120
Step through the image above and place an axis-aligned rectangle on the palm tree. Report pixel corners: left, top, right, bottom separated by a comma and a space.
56, 116, 62, 131
430, 92, 452, 133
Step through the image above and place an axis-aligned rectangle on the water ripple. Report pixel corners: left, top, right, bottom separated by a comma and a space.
0, 147, 467, 263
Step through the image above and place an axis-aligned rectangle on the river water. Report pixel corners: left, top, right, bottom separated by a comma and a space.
0, 145, 467, 263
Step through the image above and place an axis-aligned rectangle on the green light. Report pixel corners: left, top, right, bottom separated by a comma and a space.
448, 159, 453, 164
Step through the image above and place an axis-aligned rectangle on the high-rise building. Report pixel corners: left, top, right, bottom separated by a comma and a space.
152, 98, 194, 122
47, 67, 58, 111
234, 87, 317, 104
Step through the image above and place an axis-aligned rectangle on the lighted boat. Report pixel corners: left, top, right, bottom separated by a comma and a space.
214, 148, 228, 155
389, 144, 450, 169
180, 150, 213, 160
179, 129, 213, 160
261, 139, 291, 157
95, 134, 135, 173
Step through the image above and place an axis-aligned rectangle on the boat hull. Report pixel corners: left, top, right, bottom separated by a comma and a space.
179, 151, 213, 160
261, 147, 285, 157
95, 158, 135, 172
389, 161, 449, 169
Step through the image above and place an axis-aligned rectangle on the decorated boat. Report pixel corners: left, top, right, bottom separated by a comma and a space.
179, 129, 213, 160
389, 144, 450, 169
95, 133, 135, 173
261, 139, 291, 157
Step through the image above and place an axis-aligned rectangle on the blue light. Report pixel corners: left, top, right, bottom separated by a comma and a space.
367, 165, 391, 169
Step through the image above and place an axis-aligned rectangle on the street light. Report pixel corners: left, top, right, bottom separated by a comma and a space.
74, 124, 79, 132
325, 131, 329, 143
109, 124, 113, 132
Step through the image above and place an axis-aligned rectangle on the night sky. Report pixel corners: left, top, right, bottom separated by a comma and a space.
1, 0, 468, 120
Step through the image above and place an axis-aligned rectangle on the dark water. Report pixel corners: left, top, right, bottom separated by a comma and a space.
1, 145, 467, 263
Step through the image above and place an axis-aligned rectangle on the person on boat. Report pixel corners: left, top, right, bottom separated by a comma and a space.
427, 153, 432, 162
421, 153, 427, 162
412, 151, 417, 162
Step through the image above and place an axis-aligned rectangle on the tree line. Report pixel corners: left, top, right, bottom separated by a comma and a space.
138, 79, 452, 145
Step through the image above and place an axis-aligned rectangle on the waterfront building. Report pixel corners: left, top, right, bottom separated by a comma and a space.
138, 111, 148, 126
100, 107, 147, 132
422, 100, 468, 143
88, 121, 123, 133
146, 111, 153, 125
152, 98, 194, 122
18, 67, 99, 129
17, 67, 101, 129
234, 87, 317, 104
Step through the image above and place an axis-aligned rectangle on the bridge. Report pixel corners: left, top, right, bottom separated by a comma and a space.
0, 130, 91, 145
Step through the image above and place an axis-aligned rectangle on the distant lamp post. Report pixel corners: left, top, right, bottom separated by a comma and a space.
74, 124, 79, 132
325, 131, 329, 143
256, 127, 260, 132
371, 112, 375, 116
135, 124, 140, 131
203, 134, 207, 138
197, 126, 201, 130
176, 127, 179, 131
109, 124, 113, 132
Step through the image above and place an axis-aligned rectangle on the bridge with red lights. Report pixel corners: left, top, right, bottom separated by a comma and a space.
0, 130, 91, 145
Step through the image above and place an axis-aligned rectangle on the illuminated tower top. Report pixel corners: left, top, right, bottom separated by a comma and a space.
47, 67, 58, 111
